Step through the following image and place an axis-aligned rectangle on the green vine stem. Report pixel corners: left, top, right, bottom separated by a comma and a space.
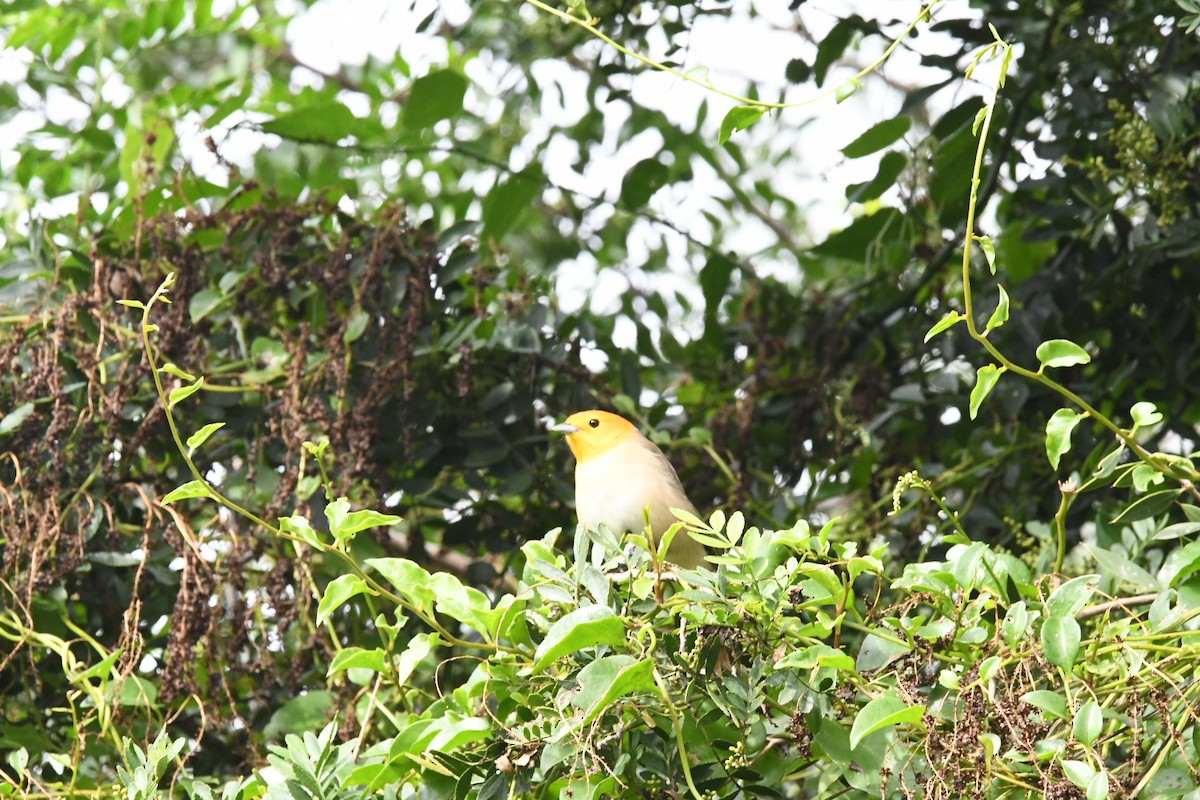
956, 35, 1199, 485
523, 0, 937, 110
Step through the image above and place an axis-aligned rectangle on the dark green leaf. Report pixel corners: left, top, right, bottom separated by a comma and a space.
842, 116, 911, 158
261, 101, 356, 144
403, 69, 468, 129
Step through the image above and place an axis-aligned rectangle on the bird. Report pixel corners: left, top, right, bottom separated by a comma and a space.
551, 409, 707, 569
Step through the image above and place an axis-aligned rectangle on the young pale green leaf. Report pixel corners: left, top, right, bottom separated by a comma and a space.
365, 557, 435, 611
343, 310, 370, 344
841, 116, 911, 158
571, 655, 656, 728
395, 633, 436, 687
116, 299, 145, 309
1129, 401, 1163, 428
186, 422, 225, 451
1000, 601, 1032, 647
1041, 615, 1081, 668
835, 78, 861, 103
1036, 339, 1091, 370
1073, 700, 1103, 746
0, 402, 35, 436
969, 364, 1005, 419
1086, 545, 1159, 591
971, 105, 988, 135
976, 235, 997, 273
161, 480, 214, 504
1045, 575, 1100, 617
984, 285, 1009, 333
331, 508, 403, 544
316, 574, 367, 626
1045, 408, 1085, 470
1021, 690, 1070, 720
430, 572, 503, 639
159, 363, 196, 381
327, 646, 387, 676
718, 106, 765, 145
1157, 539, 1200, 588
533, 606, 625, 672
279, 515, 324, 548
848, 691, 925, 749
1086, 771, 1109, 800
775, 644, 855, 673
167, 377, 205, 410
1110, 487, 1182, 525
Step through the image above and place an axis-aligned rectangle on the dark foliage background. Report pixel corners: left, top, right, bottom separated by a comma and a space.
1, 0, 1198, 794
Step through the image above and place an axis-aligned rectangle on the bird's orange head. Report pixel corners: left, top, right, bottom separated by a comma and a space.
551, 410, 640, 462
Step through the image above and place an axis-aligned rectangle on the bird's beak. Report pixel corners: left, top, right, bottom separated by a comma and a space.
550, 422, 580, 434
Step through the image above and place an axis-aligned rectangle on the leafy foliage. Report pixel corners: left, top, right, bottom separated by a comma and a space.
2, 0, 1200, 798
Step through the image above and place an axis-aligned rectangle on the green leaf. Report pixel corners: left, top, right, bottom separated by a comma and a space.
835, 79, 861, 103
395, 633, 436, 687
343, 310, 370, 344
570, 656, 655, 728
1129, 401, 1163, 427
403, 69, 468, 129
1158, 539, 1200, 588
700, 255, 736, 318
1061, 760, 1096, 790
329, 507, 403, 545
845, 150, 907, 203
1036, 339, 1091, 370
810, 207, 902, 260
167, 377, 204, 409
1000, 601, 1032, 647
848, 691, 925, 749
263, 691, 334, 740
718, 105, 765, 145
1021, 690, 1070, 720
1041, 615, 1081, 668
1073, 700, 1103, 746
0, 402, 35, 435
841, 116, 911, 158
813, 17, 854, 86
533, 606, 625, 672
430, 572, 503, 638
261, 101, 356, 144
1087, 545, 1159, 591
186, 422, 224, 451
619, 157, 670, 207
1110, 487, 1182, 525
775, 644, 856, 672
366, 558, 435, 611
159, 363, 196, 381
984, 285, 1009, 333
328, 646, 387, 675
188, 288, 225, 323
481, 167, 543, 241
969, 364, 1004, 419
161, 480, 214, 504
1045, 408, 1084, 470
924, 311, 963, 342
316, 574, 367, 626
279, 515, 324, 548
1045, 575, 1100, 617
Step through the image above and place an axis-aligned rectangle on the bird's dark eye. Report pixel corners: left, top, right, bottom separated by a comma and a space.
588, 418, 600, 428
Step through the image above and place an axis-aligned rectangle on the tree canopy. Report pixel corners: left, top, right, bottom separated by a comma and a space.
2, 0, 1200, 797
